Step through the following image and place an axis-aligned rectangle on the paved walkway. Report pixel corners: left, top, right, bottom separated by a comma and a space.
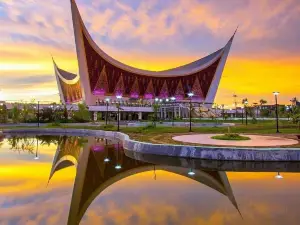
172, 134, 299, 147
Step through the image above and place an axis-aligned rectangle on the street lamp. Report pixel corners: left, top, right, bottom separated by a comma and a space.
273, 92, 280, 133
241, 106, 244, 124
116, 95, 122, 131
188, 92, 194, 132
170, 97, 176, 126
244, 100, 248, 125
105, 98, 110, 125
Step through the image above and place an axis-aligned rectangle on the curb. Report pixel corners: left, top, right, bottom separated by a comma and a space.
2, 128, 300, 162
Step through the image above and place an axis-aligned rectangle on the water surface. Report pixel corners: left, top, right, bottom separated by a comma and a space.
0, 135, 300, 225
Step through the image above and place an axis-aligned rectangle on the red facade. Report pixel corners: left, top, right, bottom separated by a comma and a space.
83, 33, 222, 100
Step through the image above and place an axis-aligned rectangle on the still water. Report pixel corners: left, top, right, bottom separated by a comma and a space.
0, 134, 300, 225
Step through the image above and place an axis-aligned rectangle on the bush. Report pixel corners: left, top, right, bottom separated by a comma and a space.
72, 103, 90, 122
51, 121, 61, 127
136, 124, 156, 133
99, 124, 115, 130
211, 133, 250, 141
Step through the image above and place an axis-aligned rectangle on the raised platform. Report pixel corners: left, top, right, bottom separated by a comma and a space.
172, 134, 298, 147
2, 128, 300, 161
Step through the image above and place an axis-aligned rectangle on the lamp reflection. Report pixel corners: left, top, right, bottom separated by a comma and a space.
275, 172, 283, 179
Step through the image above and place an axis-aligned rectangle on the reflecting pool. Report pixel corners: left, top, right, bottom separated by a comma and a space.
1, 135, 300, 225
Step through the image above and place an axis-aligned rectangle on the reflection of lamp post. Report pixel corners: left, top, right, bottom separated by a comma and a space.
105, 98, 110, 125
275, 172, 283, 179
171, 97, 176, 126
188, 168, 195, 176
34, 137, 39, 160
37, 101, 40, 128
188, 92, 194, 132
116, 95, 122, 131
273, 92, 280, 133
115, 142, 122, 169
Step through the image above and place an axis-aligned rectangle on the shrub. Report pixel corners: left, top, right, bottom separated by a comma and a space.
72, 103, 90, 122
211, 133, 250, 141
99, 124, 115, 130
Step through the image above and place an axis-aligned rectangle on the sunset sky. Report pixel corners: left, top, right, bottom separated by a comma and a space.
0, 0, 299, 105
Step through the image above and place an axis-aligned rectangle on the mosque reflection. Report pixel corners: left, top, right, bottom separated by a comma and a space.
46, 136, 240, 225
5, 135, 300, 225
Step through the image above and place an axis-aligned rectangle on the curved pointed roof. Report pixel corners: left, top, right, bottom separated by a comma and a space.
53, 58, 80, 84
70, 0, 235, 77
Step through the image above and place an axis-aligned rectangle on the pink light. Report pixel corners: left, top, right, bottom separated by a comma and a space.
159, 92, 168, 98
144, 93, 153, 99
91, 145, 104, 151
115, 91, 123, 96
130, 92, 139, 98
93, 89, 105, 95
175, 95, 183, 100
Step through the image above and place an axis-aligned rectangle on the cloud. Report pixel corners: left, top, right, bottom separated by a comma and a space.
0, 0, 299, 103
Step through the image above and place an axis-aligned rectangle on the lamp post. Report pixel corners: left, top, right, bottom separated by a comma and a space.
155, 98, 159, 124
105, 98, 109, 125
171, 97, 176, 126
241, 106, 244, 124
233, 94, 238, 118
273, 92, 280, 133
116, 95, 122, 131
245, 100, 248, 125
188, 92, 194, 132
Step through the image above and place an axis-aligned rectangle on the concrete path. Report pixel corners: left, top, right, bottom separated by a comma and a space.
172, 134, 299, 147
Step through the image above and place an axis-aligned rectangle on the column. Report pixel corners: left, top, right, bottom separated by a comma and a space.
138, 112, 142, 120
93, 111, 97, 121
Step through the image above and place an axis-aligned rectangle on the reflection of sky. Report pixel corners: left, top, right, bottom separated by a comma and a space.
1, 138, 300, 224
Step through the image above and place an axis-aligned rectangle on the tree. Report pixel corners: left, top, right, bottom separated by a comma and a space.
259, 99, 267, 106
259, 99, 267, 118
12, 104, 22, 123
0, 103, 8, 123
151, 102, 160, 127
21, 103, 35, 122
290, 97, 298, 106
72, 103, 90, 122
63, 104, 68, 122
242, 98, 248, 105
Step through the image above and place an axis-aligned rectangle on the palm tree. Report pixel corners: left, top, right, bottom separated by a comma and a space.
290, 97, 298, 106
259, 99, 267, 118
259, 99, 267, 107
151, 103, 160, 127
242, 98, 248, 105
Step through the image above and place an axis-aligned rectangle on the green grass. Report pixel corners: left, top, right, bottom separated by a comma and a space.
211, 133, 251, 141
1, 121, 299, 136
